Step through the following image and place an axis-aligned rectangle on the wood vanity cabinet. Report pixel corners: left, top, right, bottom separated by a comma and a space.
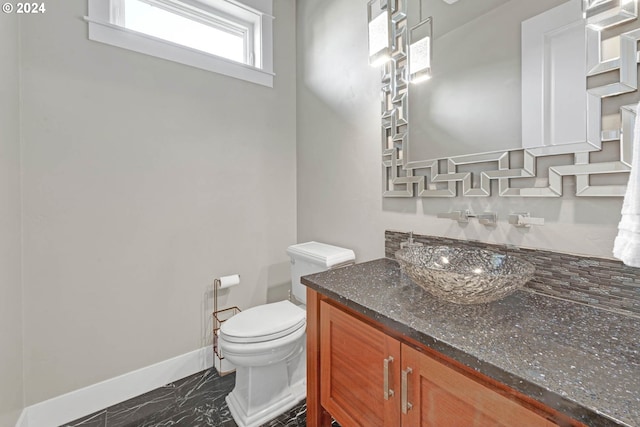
306, 289, 584, 427
320, 298, 401, 426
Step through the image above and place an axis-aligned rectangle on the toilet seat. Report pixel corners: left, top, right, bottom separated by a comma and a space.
220, 300, 306, 344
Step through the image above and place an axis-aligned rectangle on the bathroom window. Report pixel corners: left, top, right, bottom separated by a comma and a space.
85, 0, 274, 87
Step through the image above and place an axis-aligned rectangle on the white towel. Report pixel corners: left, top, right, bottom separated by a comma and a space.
613, 102, 640, 267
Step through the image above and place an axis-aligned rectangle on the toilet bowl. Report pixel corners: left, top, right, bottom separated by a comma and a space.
219, 241, 355, 427
219, 300, 306, 427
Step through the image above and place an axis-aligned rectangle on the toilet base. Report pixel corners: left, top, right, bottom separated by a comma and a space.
220, 321, 307, 427
225, 377, 305, 427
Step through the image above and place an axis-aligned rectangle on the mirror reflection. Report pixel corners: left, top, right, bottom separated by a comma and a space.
405, 0, 627, 162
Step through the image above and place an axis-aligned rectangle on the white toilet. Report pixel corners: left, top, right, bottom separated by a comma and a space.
219, 241, 355, 427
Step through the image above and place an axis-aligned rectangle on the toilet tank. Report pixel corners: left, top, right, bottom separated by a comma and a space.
286, 241, 355, 304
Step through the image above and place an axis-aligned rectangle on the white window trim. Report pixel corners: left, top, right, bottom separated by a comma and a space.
85, 0, 274, 87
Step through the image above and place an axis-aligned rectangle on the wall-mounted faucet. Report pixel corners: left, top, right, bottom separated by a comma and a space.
508, 213, 545, 228
437, 210, 497, 226
467, 211, 498, 226
436, 210, 469, 223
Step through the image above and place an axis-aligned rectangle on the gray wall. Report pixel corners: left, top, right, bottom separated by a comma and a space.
0, 12, 24, 427
296, 0, 624, 262
20, 0, 297, 405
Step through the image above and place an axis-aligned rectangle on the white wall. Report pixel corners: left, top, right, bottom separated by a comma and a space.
20, 0, 297, 405
0, 12, 24, 427
296, 0, 624, 262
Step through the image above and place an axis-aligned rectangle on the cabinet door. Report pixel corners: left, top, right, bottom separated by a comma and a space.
320, 301, 401, 427
401, 345, 558, 427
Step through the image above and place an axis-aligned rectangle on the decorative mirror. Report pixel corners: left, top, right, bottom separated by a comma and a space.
377, 0, 639, 197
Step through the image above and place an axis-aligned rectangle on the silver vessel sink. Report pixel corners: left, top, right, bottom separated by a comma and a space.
395, 246, 535, 304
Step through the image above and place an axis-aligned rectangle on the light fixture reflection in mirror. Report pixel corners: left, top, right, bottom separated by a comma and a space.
367, 0, 392, 67
409, 15, 433, 84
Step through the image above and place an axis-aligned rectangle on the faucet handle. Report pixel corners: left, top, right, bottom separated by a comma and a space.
509, 213, 544, 228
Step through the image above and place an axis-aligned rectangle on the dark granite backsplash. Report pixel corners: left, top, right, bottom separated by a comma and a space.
386, 230, 640, 318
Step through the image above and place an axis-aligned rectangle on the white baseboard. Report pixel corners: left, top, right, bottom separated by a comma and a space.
16, 346, 213, 427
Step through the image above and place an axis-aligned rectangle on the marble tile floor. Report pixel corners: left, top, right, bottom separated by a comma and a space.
61, 369, 310, 427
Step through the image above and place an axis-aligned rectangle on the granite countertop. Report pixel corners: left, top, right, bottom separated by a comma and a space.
302, 258, 640, 427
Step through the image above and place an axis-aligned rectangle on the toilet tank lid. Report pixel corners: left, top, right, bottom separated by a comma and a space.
286, 241, 355, 268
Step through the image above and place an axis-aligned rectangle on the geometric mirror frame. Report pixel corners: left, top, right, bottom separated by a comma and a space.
382, 0, 638, 197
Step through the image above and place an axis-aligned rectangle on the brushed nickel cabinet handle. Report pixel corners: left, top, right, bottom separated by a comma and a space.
383, 356, 395, 400
401, 367, 413, 414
